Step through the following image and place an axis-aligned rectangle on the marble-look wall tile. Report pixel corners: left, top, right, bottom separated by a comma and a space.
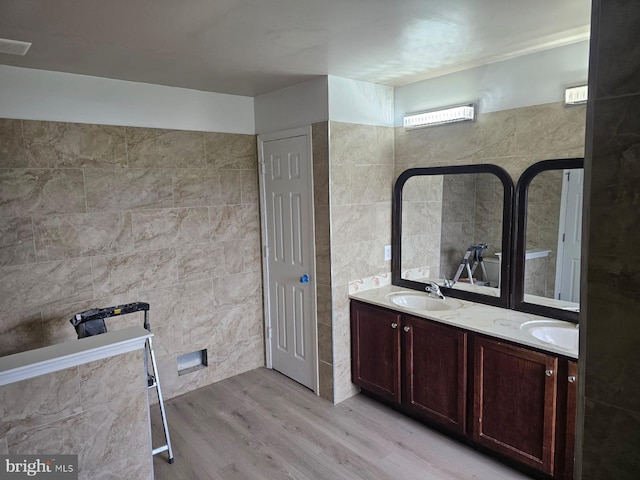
0, 169, 86, 216
314, 205, 330, 248
333, 360, 359, 404
581, 398, 640, 480
0, 258, 93, 311
315, 242, 332, 287
212, 271, 262, 308
209, 204, 258, 243
330, 122, 393, 166
23, 121, 127, 168
0, 437, 7, 455
243, 234, 262, 273
394, 109, 517, 166
241, 169, 259, 204
0, 119, 24, 167
592, 0, 640, 99
584, 254, 640, 411
332, 240, 388, 287
319, 360, 334, 402
0, 368, 81, 437
91, 248, 177, 297
177, 242, 243, 282
128, 280, 213, 331
126, 127, 205, 168
205, 133, 256, 169
0, 306, 43, 356
515, 103, 586, 157
0, 217, 35, 266
589, 96, 640, 259
318, 322, 333, 364
79, 350, 144, 410
211, 302, 263, 349
173, 169, 241, 207
34, 212, 133, 261
215, 334, 264, 383
312, 122, 330, 207
132, 207, 209, 251
85, 168, 173, 212
331, 203, 391, 246
316, 284, 333, 327
6, 393, 151, 480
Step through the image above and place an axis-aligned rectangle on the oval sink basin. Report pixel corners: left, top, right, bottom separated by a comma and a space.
522, 321, 579, 352
388, 293, 462, 311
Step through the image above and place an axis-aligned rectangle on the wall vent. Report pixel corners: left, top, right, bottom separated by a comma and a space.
177, 349, 208, 376
0, 38, 32, 56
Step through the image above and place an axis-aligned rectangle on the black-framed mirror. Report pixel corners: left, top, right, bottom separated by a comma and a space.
392, 164, 514, 308
513, 158, 584, 323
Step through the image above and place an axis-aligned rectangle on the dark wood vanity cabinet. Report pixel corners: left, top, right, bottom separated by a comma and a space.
473, 336, 558, 475
351, 300, 578, 479
351, 301, 401, 403
351, 302, 467, 432
403, 315, 467, 434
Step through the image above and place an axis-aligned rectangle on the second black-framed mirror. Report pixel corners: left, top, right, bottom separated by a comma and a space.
392, 164, 514, 308
513, 158, 584, 323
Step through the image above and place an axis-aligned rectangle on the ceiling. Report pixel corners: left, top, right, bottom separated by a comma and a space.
0, 0, 591, 97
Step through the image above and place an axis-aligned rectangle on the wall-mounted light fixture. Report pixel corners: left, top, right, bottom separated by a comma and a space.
564, 85, 588, 106
403, 104, 475, 129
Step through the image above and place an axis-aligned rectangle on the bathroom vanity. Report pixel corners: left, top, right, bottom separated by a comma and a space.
350, 287, 578, 479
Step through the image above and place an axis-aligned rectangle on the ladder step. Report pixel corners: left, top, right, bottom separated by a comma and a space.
152, 445, 169, 455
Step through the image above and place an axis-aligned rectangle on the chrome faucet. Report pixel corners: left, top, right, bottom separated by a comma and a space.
425, 282, 445, 300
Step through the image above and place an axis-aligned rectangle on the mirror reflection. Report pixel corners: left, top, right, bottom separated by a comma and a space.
523, 168, 583, 312
400, 173, 504, 297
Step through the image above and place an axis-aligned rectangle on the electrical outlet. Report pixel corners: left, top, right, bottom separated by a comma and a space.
384, 245, 392, 261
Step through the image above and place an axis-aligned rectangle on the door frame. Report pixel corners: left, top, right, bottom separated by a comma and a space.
257, 126, 319, 394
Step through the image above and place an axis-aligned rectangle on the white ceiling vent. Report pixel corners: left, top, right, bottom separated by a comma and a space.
0, 38, 32, 56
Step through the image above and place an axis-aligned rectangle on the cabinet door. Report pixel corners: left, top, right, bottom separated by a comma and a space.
474, 337, 558, 475
403, 316, 467, 434
563, 361, 578, 480
351, 301, 401, 403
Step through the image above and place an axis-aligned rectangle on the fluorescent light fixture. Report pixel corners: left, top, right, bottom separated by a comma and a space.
565, 85, 588, 106
0, 38, 32, 56
404, 104, 475, 129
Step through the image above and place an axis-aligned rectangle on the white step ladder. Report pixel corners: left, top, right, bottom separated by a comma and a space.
70, 302, 175, 464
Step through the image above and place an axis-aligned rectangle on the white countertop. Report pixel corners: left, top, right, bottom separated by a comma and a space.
349, 285, 578, 359
0, 326, 153, 386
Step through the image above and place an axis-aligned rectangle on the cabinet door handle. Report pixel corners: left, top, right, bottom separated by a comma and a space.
391, 323, 398, 329
545, 369, 554, 377
568, 375, 576, 383
403, 326, 410, 332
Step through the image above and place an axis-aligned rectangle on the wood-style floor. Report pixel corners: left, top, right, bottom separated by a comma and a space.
151, 367, 531, 480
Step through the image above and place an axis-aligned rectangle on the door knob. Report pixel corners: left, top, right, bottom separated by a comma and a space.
403, 326, 410, 332
568, 375, 576, 383
300, 274, 309, 283
545, 369, 554, 377
391, 323, 398, 329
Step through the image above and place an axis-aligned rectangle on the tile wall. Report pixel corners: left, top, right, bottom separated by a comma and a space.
328, 121, 394, 403
580, 0, 640, 477
0, 119, 264, 399
0, 350, 152, 480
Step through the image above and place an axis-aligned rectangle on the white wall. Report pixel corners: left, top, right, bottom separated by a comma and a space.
394, 41, 590, 126
0, 65, 255, 134
328, 76, 394, 127
254, 77, 329, 134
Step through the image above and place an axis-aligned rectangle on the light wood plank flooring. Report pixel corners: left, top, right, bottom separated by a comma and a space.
151, 368, 531, 480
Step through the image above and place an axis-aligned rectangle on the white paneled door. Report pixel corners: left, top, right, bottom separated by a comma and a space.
556, 168, 583, 303
259, 128, 317, 392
